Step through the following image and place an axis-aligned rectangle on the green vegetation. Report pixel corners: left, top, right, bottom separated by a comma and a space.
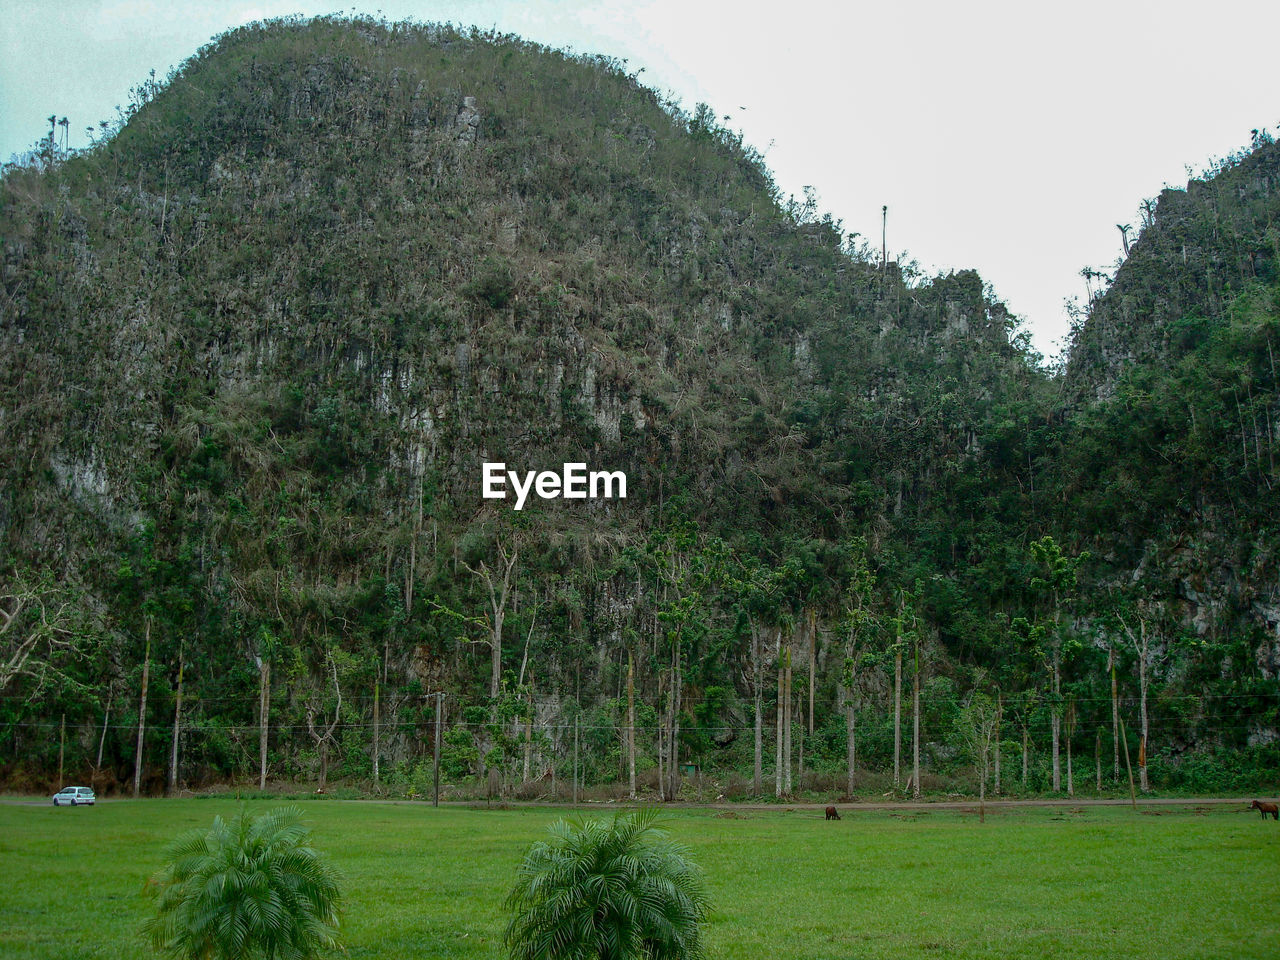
2, 800, 1278, 959
0, 15, 1277, 802
144, 805, 343, 960
504, 808, 707, 960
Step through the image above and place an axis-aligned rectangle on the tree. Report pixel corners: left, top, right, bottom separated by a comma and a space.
724, 554, 791, 797
504, 808, 708, 960
889, 585, 921, 794
305, 652, 343, 792
1027, 536, 1087, 792
464, 534, 521, 700
0, 572, 84, 694
839, 538, 877, 798
954, 685, 1000, 822
1117, 597, 1164, 793
144, 806, 342, 960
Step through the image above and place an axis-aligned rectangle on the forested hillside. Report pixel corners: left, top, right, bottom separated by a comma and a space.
1, 16, 1276, 799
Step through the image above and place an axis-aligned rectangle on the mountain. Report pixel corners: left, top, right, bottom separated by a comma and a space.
1, 16, 1275, 795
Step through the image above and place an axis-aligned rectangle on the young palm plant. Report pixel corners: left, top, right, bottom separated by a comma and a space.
143, 805, 342, 960
504, 808, 708, 960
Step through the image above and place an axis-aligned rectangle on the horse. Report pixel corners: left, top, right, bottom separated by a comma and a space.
1249, 800, 1278, 820
824, 805, 841, 821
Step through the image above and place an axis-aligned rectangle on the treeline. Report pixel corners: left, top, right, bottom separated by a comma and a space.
3, 520, 1276, 798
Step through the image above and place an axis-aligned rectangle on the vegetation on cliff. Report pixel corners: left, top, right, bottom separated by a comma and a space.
1, 16, 1276, 798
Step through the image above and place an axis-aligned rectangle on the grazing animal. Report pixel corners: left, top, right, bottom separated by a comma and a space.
824, 806, 841, 821
1250, 800, 1278, 820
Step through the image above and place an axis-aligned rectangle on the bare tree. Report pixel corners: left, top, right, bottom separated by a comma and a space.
464, 538, 520, 699
955, 689, 1000, 822
1119, 607, 1162, 793
0, 577, 82, 693
306, 654, 343, 792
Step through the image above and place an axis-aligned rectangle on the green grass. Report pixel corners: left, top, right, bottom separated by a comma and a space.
1, 799, 1276, 959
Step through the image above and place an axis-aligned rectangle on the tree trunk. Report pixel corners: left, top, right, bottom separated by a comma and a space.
844, 683, 856, 797
319, 738, 329, 792
522, 679, 532, 783
1051, 651, 1061, 792
132, 620, 151, 799
168, 644, 184, 795
1110, 647, 1119, 782
372, 674, 381, 788
669, 641, 683, 800
627, 657, 636, 799
808, 607, 816, 737
893, 649, 902, 789
58, 713, 65, 790
1021, 723, 1029, 791
979, 763, 986, 823
1138, 634, 1150, 793
994, 693, 1002, 795
96, 692, 112, 771
258, 658, 270, 790
1095, 727, 1103, 792
752, 632, 762, 795
1066, 729, 1074, 796
911, 642, 921, 800
783, 647, 793, 796
775, 642, 784, 798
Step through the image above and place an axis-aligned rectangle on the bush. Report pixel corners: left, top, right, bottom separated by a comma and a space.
504, 808, 708, 960
143, 806, 342, 960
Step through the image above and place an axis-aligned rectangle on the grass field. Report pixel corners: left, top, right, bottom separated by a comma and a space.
2, 798, 1276, 959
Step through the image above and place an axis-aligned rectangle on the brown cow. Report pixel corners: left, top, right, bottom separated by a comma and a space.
1250, 800, 1278, 820
824, 805, 841, 821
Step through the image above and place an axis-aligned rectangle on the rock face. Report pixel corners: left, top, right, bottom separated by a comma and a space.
0, 17, 1277, 785
455, 95, 480, 144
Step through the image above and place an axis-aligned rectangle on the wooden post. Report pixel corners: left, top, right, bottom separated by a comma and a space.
893, 648, 902, 789
1065, 697, 1075, 798
1095, 728, 1103, 793
132, 619, 151, 799
1119, 715, 1138, 810
1110, 648, 1120, 782
258, 658, 270, 790
432, 692, 442, 807
58, 713, 66, 790
573, 716, 580, 805
775, 649, 783, 798
372, 673, 380, 789
168, 643, 184, 795
994, 692, 1002, 795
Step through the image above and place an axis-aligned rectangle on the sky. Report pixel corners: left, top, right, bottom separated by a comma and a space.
3, 0, 1278, 360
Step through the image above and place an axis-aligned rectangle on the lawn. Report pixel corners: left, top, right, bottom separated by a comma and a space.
1, 799, 1275, 959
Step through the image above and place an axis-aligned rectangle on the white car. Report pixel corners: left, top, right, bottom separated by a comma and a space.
52, 786, 95, 806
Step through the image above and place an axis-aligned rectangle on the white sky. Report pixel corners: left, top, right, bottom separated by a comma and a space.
3, 0, 1278, 360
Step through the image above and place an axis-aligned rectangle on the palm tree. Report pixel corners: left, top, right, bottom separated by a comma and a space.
504, 808, 708, 960
143, 806, 342, 960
